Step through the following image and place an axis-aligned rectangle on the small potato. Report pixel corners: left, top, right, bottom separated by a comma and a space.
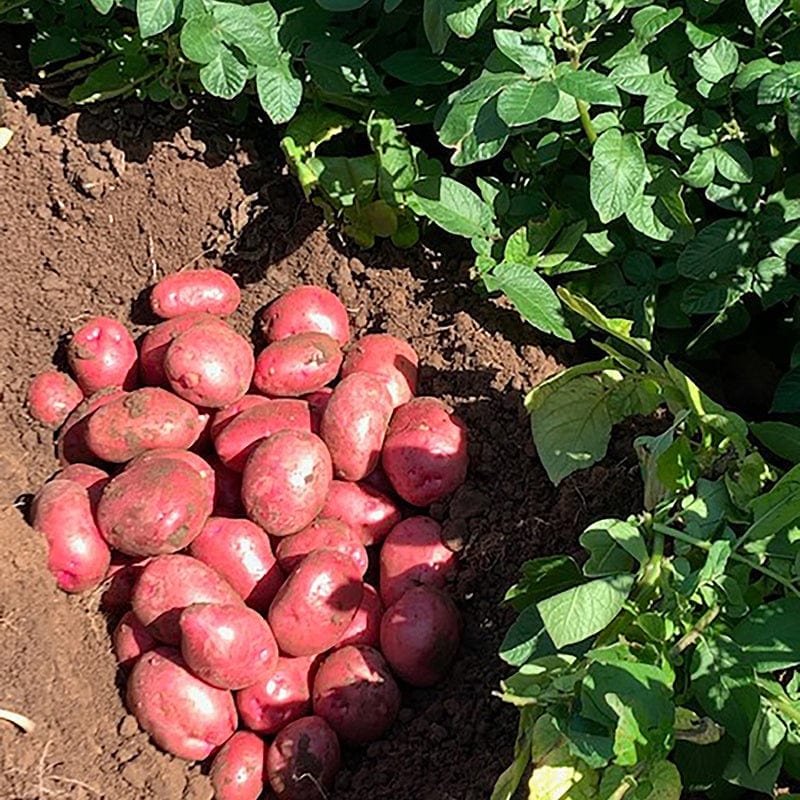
381, 397, 468, 506
57, 387, 126, 465
67, 316, 138, 394
209, 456, 245, 517
337, 584, 382, 648
113, 610, 158, 670
236, 656, 317, 735
242, 430, 332, 537
210, 731, 267, 800
32, 479, 111, 593
132, 554, 241, 644
253, 333, 342, 398
380, 586, 461, 687
268, 550, 362, 657
312, 645, 400, 743
304, 388, 332, 435
274, 518, 367, 578
321, 480, 401, 546
341, 334, 419, 408
127, 647, 237, 761
150, 268, 241, 319
54, 463, 109, 510
266, 716, 340, 800
261, 285, 350, 346
139, 313, 213, 386
210, 395, 271, 440
320, 373, 393, 481
100, 555, 150, 610
27, 371, 83, 428
165, 319, 254, 408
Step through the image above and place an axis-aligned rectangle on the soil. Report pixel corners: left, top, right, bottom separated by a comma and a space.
0, 37, 649, 800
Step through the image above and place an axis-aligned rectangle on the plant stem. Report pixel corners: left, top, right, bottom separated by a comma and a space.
578, 100, 598, 145
669, 605, 720, 659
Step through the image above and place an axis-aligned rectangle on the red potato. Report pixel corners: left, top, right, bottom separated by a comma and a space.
127, 647, 237, 761
209, 456, 245, 517
320, 373, 394, 481
27, 371, 83, 427
337, 584, 382, 648
57, 387, 125, 465
192, 407, 214, 454
210, 731, 267, 800
381, 397, 468, 506
31, 479, 111, 593
138, 313, 213, 387
113, 610, 157, 670
321, 480, 401, 547
341, 334, 419, 408
150, 268, 241, 319
210, 395, 271, 440
261, 285, 350, 347
379, 516, 458, 607
236, 656, 317, 735
380, 586, 461, 687
266, 716, 340, 800
165, 319, 254, 408
67, 316, 138, 394
312, 645, 400, 743
54, 463, 109, 510
253, 333, 342, 398
242, 430, 332, 537
131, 554, 241, 644
100, 555, 150, 610
304, 388, 332, 435
268, 550, 362, 657
274, 518, 368, 579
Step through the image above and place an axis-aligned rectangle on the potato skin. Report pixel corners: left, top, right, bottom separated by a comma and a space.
337, 584, 382, 648
242, 430, 332, 537
150, 268, 241, 319
321, 480, 401, 547
27, 371, 83, 427
304, 388, 333, 435
261, 286, 350, 346
127, 647, 237, 761
100, 555, 150, 610
313, 645, 400, 743
57, 387, 126, 465
67, 316, 138, 394
380, 586, 461, 687
54, 463, 109, 510
139, 313, 212, 386
320, 373, 393, 481
274, 518, 368, 578
253, 333, 342, 398
210, 731, 267, 800
266, 716, 340, 800
210, 395, 271, 441
381, 397, 468, 506
341, 334, 419, 408
113, 610, 158, 670
268, 550, 362, 657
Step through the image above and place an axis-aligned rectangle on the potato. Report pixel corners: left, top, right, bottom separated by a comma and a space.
268, 550, 362, 657
242, 430, 332, 537
180, 602, 279, 690
54, 463, 109, 510
138, 313, 212, 386
379, 516, 458, 607
113, 610, 157, 670
337, 584, 382, 648
304, 388, 332, 435
165, 318, 254, 409
190, 517, 283, 613
150, 268, 241, 319
31, 479, 111, 593
127, 647, 237, 761
321, 480, 401, 546
97, 457, 211, 556
381, 397, 468, 506
133, 448, 215, 509
320, 373, 393, 481
57, 387, 125, 465
341, 334, 419, 408
261, 285, 350, 346
210, 731, 267, 800
210, 395, 271, 440
312, 645, 400, 743
266, 716, 340, 800
214, 399, 312, 472
236, 655, 317, 735
253, 333, 342, 398
100, 555, 150, 610
380, 586, 461, 687
132, 554, 241, 644
274, 518, 368, 578
209, 456, 245, 517
67, 316, 138, 394
27, 371, 83, 427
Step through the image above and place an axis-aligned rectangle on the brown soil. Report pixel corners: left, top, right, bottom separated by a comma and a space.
0, 52, 648, 800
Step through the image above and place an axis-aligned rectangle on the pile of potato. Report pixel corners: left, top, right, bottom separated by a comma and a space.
26, 272, 468, 799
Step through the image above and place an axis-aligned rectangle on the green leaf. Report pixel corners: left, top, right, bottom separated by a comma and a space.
713, 142, 753, 183
557, 70, 621, 107
199, 47, 248, 99
67, 53, 152, 104
409, 176, 492, 238
676, 219, 750, 279
745, 0, 782, 26
609, 55, 665, 96
496, 80, 559, 126
316, 0, 369, 9
423, 0, 450, 53
211, 2, 279, 66
758, 63, 800, 104
643, 87, 692, 125
748, 701, 787, 774
751, 422, 800, 464
305, 39, 385, 97
745, 462, 800, 544
632, 5, 683, 43
772, 367, 800, 414
499, 605, 552, 665
691, 37, 738, 84
445, 0, 492, 39
580, 519, 646, 577
137, 0, 177, 37
493, 30, 554, 78
590, 129, 646, 223
309, 155, 377, 206
256, 57, 302, 125
505, 556, 584, 611
733, 598, 800, 672
381, 50, 463, 86
89, 0, 114, 11
723, 746, 782, 794
180, 14, 222, 64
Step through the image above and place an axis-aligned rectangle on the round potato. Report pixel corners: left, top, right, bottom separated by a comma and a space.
67, 316, 138, 394
210, 731, 267, 800
57, 387, 126, 465
341, 334, 419, 407
321, 480, 401, 546
27, 371, 83, 428
113, 610, 158, 670
337, 584, 382, 648
139, 313, 213, 387
128, 448, 215, 515
260, 285, 350, 346
210, 395, 271, 440
150, 268, 241, 318
253, 333, 342, 398
274, 518, 367, 578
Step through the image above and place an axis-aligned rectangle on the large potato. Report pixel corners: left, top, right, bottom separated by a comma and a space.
337, 584, 382, 648
210, 731, 267, 800
150, 268, 241, 318
341, 334, 419, 408
321, 480, 401, 546
260, 285, 350, 346
57, 387, 125, 465
27, 371, 83, 427
274, 518, 368, 578
138, 313, 212, 386
253, 333, 342, 397
128, 448, 215, 515
210, 395, 271, 440
67, 316, 138, 394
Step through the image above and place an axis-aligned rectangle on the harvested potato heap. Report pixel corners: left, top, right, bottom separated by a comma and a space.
26, 272, 468, 800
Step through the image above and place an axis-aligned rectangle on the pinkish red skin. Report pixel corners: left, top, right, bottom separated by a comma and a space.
210, 731, 267, 800
138, 313, 214, 386
27, 371, 84, 428
214, 399, 312, 472
131, 554, 242, 645
165, 319, 255, 409
210, 395, 271, 441
341, 334, 419, 408
191, 407, 214, 454
381, 397, 468, 507
261, 286, 350, 347
57, 387, 126, 465
304, 388, 333, 435
150, 269, 241, 319
253, 333, 342, 398
97, 458, 210, 557
320, 373, 393, 481
209, 457, 245, 518
99, 556, 150, 610
337, 584, 382, 648
113, 610, 158, 670
266, 716, 340, 800
31, 479, 111, 593
274, 518, 367, 579
321, 480, 402, 547
242, 430, 332, 537
312, 645, 400, 744
360, 465, 395, 497
67, 316, 138, 395
236, 656, 317, 735
380, 586, 461, 687
54, 463, 109, 511
127, 647, 237, 761
379, 516, 458, 607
